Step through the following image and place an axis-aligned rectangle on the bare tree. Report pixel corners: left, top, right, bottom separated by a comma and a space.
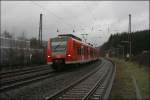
3, 30, 12, 38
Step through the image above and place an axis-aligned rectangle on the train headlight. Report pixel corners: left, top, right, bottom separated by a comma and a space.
48, 55, 51, 58
67, 54, 71, 57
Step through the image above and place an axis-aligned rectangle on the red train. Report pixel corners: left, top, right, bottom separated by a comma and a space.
47, 34, 100, 70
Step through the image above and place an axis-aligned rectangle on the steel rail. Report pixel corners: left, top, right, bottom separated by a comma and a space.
0, 61, 101, 93
45, 59, 115, 100
0, 70, 55, 92
102, 60, 116, 100
82, 64, 112, 100
0, 67, 51, 80
86, 62, 114, 100
0, 65, 49, 78
45, 61, 106, 100
0, 69, 52, 86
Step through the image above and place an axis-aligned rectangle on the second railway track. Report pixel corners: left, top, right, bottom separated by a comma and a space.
0, 65, 50, 78
45, 59, 115, 100
0, 65, 55, 92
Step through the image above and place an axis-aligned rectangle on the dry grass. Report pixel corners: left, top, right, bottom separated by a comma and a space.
109, 58, 135, 100
109, 58, 150, 100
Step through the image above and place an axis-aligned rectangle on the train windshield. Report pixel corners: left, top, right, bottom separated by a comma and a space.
51, 37, 67, 54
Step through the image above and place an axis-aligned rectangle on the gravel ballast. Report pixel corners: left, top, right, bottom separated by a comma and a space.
0, 60, 102, 100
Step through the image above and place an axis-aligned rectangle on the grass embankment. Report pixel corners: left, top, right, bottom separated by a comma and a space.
109, 58, 150, 100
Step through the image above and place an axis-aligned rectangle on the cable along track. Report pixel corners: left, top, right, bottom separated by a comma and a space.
46, 59, 115, 100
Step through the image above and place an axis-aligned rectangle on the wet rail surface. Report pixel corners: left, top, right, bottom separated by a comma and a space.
0, 61, 99, 94
0, 62, 100, 93
45, 59, 115, 100
0, 59, 115, 100
0, 61, 102, 100
0, 65, 55, 92
0, 65, 49, 78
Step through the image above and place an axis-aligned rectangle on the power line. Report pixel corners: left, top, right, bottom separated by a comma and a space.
31, 1, 74, 31
31, 1, 63, 20
31, 1, 62, 31
85, 3, 97, 22
85, 2, 97, 32
80, 33, 88, 43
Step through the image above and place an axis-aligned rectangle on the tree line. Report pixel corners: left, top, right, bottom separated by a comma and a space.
101, 30, 149, 57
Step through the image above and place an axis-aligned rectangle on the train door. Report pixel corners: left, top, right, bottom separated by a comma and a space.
81, 45, 84, 61
73, 41, 77, 61
88, 47, 89, 60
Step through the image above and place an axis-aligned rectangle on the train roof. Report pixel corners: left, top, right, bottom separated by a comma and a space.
71, 37, 95, 49
58, 34, 82, 41
52, 34, 95, 49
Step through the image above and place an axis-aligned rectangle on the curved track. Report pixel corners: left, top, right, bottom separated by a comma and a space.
45, 59, 115, 100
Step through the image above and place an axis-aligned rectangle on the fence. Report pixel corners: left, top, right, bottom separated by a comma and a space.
0, 37, 46, 66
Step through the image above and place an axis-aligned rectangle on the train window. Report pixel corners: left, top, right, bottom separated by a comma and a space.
84, 47, 86, 55
79, 48, 81, 55
51, 41, 67, 54
51, 36, 69, 54
84, 48, 85, 55
77, 47, 81, 55
81, 47, 84, 55
90, 49, 93, 57
85, 48, 87, 55
93, 50, 94, 57
80, 48, 82, 55
85, 47, 87, 56
86, 48, 88, 55
73, 41, 75, 49
77, 48, 79, 55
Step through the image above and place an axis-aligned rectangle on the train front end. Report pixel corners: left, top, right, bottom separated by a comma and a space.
47, 36, 68, 70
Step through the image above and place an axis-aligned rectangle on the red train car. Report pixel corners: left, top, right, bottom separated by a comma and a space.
47, 34, 100, 70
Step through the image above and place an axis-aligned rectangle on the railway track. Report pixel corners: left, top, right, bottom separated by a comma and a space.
0, 65, 55, 92
45, 59, 115, 100
0, 65, 49, 78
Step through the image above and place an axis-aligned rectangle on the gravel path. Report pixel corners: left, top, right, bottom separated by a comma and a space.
0, 60, 102, 100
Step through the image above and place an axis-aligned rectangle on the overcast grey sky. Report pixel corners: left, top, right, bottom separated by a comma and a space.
1, 1, 149, 46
